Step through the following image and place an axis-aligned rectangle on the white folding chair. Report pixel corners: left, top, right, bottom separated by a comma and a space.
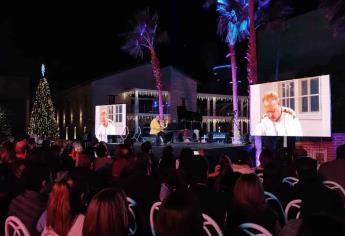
285, 199, 302, 220
150, 202, 224, 236
5, 216, 30, 236
282, 177, 299, 186
239, 223, 272, 236
322, 180, 345, 199
150, 202, 162, 236
202, 213, 224, 236
264, 191, 287, 225
257, 173, 264, 183
127, 197, 138, 236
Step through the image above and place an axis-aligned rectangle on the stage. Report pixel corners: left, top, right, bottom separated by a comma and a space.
107, 142, 256, 166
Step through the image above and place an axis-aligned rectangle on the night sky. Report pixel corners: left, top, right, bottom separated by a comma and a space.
0, 0, 319, 93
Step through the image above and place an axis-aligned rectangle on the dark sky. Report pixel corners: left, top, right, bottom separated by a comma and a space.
0, 0, 319, 93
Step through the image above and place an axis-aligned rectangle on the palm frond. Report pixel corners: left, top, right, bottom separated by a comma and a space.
320, 0, 345, 36
122, 8, 159, 58
216, 0, 250, 45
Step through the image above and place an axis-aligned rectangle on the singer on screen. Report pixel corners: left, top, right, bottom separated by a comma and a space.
254, 91, 303, 136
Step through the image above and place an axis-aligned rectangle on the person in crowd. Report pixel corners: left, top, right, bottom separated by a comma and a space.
118, 158, 160, 218
293, 157, 345, 219
112, 144, 131, 179
8, 163, 49, 236
0, 140, 15, 163
231, 150, 254, 174
297, 214, 345, 236
256, 148, 274, 173
94, 142, 112, 171
40, 181, 85, 236
15, 140, 28, 160
27, 138, 37, 151
227, 173, 280, 235
319, 144, 345, 189
158, 145, 175, 170
82, 188, 129, 236
188, 156, 227, 226
210, 154, 241, 202
155, 190, 204, 236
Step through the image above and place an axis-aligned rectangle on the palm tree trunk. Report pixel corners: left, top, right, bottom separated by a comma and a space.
229, 44, 241, 144
247, 0, 257, 85
150, 48, 164, 125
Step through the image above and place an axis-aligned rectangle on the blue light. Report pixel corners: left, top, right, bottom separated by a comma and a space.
212, 64, 231, 71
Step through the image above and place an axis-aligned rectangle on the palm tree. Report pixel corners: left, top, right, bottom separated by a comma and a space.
122, 9, 164, 125
216, 0, 250, 144
320, 0, 345, 37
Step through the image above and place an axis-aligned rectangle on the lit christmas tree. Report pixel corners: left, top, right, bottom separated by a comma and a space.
28, 64, 59, 139
0, 106, 11, 137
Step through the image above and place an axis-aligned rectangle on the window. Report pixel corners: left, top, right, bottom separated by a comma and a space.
107, 106, 114, 121
300, 78, 319, 112
115, 105, 122, 122
280, 81, 295, 110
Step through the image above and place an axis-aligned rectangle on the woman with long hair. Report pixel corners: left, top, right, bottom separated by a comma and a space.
227, 173, 280, 235
155, 190, 204, 236
82, 188, 129, 236
42, 181, 84, 236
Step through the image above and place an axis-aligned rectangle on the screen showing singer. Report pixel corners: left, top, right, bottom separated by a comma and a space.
96, 110, 116, 142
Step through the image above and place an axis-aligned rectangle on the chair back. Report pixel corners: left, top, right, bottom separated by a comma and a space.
150, 202, 224, 236
285, 199, 302, 220
264, 191, 287, 225
239, 222, 272, 236
127, 197, 138, 236
282, 177, 299, 186
150, 202, 162, 236
323, 180, 345, 199
202, 213, 224, 236
5, 216, 30, 236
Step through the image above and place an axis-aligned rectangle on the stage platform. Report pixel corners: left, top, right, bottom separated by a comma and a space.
107, 142, 256, 166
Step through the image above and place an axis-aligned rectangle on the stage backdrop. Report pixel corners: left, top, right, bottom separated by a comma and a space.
250, 75, 331, 137
95, 104, 126, 142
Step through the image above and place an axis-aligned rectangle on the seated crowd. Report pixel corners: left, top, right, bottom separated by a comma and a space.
0, 136, 345, 236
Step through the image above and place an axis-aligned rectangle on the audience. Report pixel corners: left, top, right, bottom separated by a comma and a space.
293, 157, 345, 219
82, 188, 129, 236
319, 144, 345, 189
1, 134, 345, 236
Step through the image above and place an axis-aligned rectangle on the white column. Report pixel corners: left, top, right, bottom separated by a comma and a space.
207, 99, 210, 132
74, 126, 77, 140
65, 127, 69, 140
134, 90, 139, 132
212, 97, 216, 116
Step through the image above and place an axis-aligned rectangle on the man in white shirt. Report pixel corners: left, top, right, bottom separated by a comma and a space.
254, 91, 303, 136
96, 110, 116, 142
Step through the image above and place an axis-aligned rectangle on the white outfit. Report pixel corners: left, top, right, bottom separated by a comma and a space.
41, 214, 85, 236
254, 106, 303, 136
96, 120, 116, 142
